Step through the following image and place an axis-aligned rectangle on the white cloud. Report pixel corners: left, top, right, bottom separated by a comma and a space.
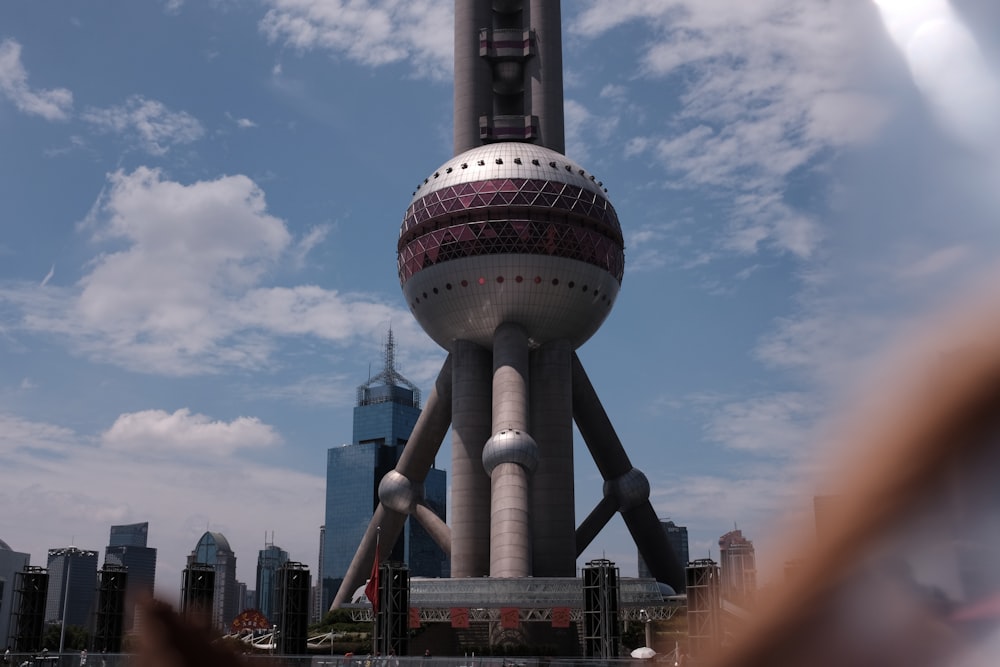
246, 373, 355, 408
82, 95, 204, 155
702, 392, 816, 456
571, 0, 890, 261
0, 39, 73, 120
102, 408, 281, 456
259, 0, 453, 79
0, 167, 424, 376
894, 245, 971, 282
227, 111, 257, 129
0, 411, 322, 602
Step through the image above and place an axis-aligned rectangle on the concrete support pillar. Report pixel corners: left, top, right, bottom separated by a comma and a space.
527, 0, 564, 153
450, 340, 493, 577
453, 0, 494, 154
530, 339, 575, 575
485, 322, 537, 577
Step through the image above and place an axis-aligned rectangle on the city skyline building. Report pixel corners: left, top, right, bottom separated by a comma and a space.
186, 531, 239, 630
256, 538, 289, 623
639, 520, 689, 580
103, 522, 156, 631
44, 546, 98, 629
331, 0, 684, 608
312, 526, 324, 623
0, 539, 31, 647
718, 529, 757, 605
321, 331, 447, 611
108, 522, 149, 548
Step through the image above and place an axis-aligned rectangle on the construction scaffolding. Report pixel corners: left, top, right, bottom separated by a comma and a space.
582, 560, 621, 658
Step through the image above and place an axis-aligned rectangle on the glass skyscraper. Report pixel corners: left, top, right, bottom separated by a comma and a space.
187, 532, 239, 630
44, 547, 98, 629
256, 541, 289, 623
104, 521, 157, 631
638, 520, 689, 581
321, 331, 448, 611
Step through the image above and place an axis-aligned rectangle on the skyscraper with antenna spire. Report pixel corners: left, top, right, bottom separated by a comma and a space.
321, 330, 447, 611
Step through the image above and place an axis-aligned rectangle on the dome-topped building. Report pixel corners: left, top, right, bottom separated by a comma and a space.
186, 531, 239, 630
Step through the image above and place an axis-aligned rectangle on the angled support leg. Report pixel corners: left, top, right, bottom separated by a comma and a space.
413, 503, 452, 556
571, 352, 686, 591
331, 355, 454, 608
576, 494, 618, 556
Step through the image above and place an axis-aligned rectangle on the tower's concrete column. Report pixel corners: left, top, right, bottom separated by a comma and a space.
529, 339, 575, 575
527, 0, 564, 153
454, 0, 494, 155
450, 339, 493, 577
484, 322, 537, 577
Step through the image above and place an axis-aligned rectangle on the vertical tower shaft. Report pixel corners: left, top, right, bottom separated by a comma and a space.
526, 0, 564, 154
450, 340, 493, 577
529, 339, 576, 575
485, 323, 537, 577
453, 0, 566, 155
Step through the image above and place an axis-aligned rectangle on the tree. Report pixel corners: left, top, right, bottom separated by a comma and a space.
41, 624, 90, 651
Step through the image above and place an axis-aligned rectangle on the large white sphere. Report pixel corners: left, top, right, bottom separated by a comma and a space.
398, 143, 624, 350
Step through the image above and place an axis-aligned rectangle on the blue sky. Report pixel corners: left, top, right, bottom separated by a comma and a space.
1, 0, 998, 602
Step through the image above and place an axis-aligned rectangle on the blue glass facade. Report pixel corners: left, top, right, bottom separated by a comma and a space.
255, 544, 289, 623
104, 522, 156, 631
186, 532, 239, 630
44, 547, 98, 629
108, 522, 149, 548
638, 520, 689, 578
321, 341, 448, 611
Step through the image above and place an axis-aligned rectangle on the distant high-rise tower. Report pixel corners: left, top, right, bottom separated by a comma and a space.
103, 521, 157, 631
639, 520, 689, 580
313, 526, 325, 623
321, 330, 448, 610
256, 538, 289, 623
186, 532, 239, 630
718, 529, 756, 605
44, 547, 98, 629
0, 539, 31, 646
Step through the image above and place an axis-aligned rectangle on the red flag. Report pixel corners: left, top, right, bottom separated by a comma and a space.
501, 607, 519, 629
450, 607, 469, 629
365, 542, 380, 612
408, 607, 421, 629
552, 607, 571, 628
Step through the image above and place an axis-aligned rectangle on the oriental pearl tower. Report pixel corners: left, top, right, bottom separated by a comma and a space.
332, 0, 683, 608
